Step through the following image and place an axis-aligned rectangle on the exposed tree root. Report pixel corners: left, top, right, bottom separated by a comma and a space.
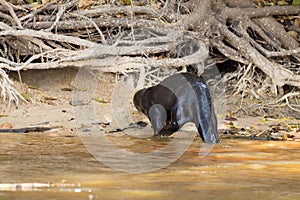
0, 68, 26, 107
0, 0, 299, 116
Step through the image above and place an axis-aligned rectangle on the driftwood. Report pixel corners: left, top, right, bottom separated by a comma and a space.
0, 0, 299, 115
0, 126, 53, 133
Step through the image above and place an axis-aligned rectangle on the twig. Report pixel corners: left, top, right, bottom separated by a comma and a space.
212, 40, 249, 64
0, 68, 27, 107
273, 92, 300, 112
273, 92, 300, 105
73, 5, 159, 18
233, 63, 252, 95
0, 21, 13, 30
0, 29, 97, 47
0, 0, 22, 29
46, 5, 66, 32
19, 0, 59, 22
20, 48, 73, 70
69, 13, 107, 44
260, 46, 300, 58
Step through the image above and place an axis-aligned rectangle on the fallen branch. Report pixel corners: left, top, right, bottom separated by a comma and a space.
225, 5, 300, 20
0, 29, 97, 48
0, 126, 53, 133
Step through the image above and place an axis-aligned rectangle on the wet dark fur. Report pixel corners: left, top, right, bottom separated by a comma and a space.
133, 73, 219, 143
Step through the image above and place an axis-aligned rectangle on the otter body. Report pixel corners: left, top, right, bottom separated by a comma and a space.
133, 73, 218, 143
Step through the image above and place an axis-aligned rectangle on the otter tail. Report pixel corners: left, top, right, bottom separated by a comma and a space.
195, 83, 219, 143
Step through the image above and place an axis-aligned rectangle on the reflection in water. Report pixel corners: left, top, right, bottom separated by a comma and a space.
0, 132, 299, 199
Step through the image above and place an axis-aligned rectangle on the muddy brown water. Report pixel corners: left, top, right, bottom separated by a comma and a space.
0, 132, 299, 200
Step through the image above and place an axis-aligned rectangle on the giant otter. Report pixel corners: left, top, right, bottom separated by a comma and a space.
133, 73, 219, 143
